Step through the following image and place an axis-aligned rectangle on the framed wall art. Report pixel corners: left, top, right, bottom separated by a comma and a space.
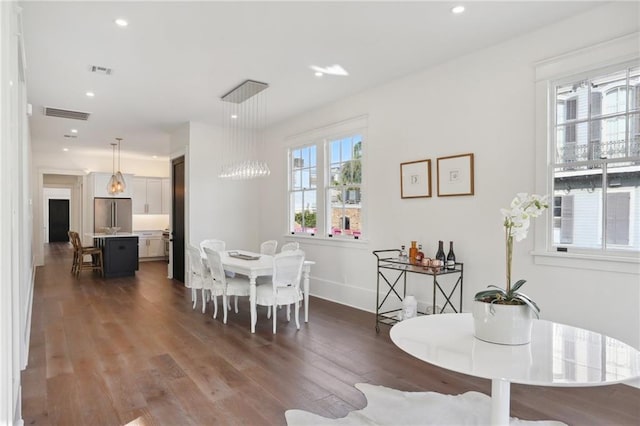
400, 159, 432, 199
437, 153, 474, 197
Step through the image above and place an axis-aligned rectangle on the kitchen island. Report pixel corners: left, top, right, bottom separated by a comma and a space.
86, 233, 139, 278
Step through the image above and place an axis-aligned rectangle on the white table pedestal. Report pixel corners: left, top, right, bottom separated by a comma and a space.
492, 379, 510, 426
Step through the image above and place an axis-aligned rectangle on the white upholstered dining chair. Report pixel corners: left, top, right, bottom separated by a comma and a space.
280, 241, 299, 252
255, 249, 305, 333
203, 247, 251, 324
200, 239, 226, 254
260, 240, 278, 256
186, 245, 224, 318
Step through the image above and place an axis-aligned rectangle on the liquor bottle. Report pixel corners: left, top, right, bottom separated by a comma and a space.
399, 245, 407, 261
435, 240, 445, 264
409, 240, 418, 263
416, 244, 424, 262
446, 241, 456, 270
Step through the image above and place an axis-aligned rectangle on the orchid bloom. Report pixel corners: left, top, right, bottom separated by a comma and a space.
503, 193, 549, 291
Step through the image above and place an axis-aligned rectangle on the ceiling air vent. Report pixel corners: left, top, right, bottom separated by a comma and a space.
44, 107, 91, 121
90, 65, 113, 75
63, 134, 78, 139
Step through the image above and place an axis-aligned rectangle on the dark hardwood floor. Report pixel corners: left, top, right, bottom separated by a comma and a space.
22, 243, 639, 425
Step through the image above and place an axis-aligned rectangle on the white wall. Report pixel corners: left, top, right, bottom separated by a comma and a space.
1, 2, 31, 424
186, 121, 260, 251
258, 2, 640, 349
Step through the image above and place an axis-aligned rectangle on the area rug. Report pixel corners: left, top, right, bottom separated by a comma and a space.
285, 383, 566, 426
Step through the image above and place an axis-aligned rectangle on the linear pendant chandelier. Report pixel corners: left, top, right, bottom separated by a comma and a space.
219, 79, 270, 180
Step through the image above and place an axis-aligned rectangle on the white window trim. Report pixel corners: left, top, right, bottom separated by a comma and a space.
285, 115, 369, 242
534, 32, 640, 274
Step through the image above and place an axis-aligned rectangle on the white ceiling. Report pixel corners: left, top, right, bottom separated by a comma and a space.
22, 1, 603, 159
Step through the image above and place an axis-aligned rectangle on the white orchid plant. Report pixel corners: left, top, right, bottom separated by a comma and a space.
474, 193, 549, 318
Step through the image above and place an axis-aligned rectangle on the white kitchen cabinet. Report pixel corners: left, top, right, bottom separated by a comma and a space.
133, 177, 163, 214
90, 172, 134, 198
161, 178, 171, 214
137, 231, 166, 259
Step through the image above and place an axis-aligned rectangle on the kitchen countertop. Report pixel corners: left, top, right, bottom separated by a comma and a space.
85, 233, 140, 238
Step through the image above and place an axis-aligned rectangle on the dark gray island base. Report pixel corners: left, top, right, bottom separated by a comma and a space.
92, 234, 139, 278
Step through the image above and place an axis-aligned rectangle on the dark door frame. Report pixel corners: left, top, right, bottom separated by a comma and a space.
172, 156, 185, 283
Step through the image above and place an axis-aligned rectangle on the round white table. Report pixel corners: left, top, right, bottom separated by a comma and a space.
390, 313, 640, 425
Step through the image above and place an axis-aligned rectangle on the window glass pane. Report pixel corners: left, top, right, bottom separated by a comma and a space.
331, 141, 340, 164
591, 70, 627, 117
630, 113, 640, 157
556, 82, 588, 122
301, 169, 310, 188
556, 122, 588, 163
606, 162, 639, 251
588, 117, 627, 159
309, 146, 317, 167
630, 66, 640, 112
553, 166, 602, 248
294, 190, 317, 234
329, 187, 363, 237
293, 149, 304, 170
309, 168, 317, 188
292, 192, 303, 232
341, 138, 352, 161
292, 170, 302, 189
329, 164, 341, 186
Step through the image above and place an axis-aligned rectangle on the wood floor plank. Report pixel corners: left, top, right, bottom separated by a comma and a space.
22, 243, 640, 426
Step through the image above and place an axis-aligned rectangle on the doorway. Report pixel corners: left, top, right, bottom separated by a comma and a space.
49, 199, 70, 242
172, 156, 185, 283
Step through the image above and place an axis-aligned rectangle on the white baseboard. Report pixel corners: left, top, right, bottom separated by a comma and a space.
624, 377, 640, 389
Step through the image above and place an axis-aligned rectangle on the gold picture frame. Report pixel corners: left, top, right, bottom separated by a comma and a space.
437, 153, 474, 197
400, 159, 432, 199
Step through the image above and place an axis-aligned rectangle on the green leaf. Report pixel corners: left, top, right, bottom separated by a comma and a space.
474, 287, 507, 301
513, 293, 540, 319
511, 279, 527, 293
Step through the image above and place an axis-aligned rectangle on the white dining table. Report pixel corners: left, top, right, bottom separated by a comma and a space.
390, 313, 640, 425
207, 250, 315, 333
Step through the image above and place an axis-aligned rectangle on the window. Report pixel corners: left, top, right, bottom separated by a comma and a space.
287, 117, 366, 240
327, 135, 362, 238
550, 64, 639, 254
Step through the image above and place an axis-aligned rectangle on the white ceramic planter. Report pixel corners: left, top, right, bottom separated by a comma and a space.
472, 300, 533, 345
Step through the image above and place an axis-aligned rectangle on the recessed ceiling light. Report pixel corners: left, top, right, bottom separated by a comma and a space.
86, 91, 95, 97
315, 71, 323, 77
451, 5, 465, 14
115, 18, 128, 27
310, 64, 349, 76
231, 114, 238, 119
63, 148, 69, 152
70, 129, 78, 134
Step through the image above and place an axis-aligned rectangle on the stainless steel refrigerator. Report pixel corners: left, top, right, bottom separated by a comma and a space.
94, 198, 132, 233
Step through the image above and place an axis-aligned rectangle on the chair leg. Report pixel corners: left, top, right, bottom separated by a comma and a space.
234, 296, 239, 313
273, 304, 277, 334
267, 306, 271, 319
192, 288, 197, 309
295, 300, 300, 329
97, 251, 104, 277
212, 295, 218, 319
202, 288, 207, 314
286, 305, 291, 322
223, 294, 228, 324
